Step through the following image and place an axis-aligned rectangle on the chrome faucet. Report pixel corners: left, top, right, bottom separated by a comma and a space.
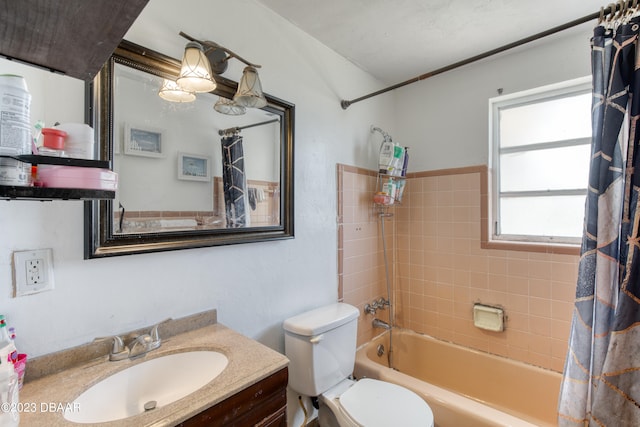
98, 318, 171, 361
365, 298, 390, 315
128, 319, 171, 359
105, 336, 129, 361
372, 318, 391, 330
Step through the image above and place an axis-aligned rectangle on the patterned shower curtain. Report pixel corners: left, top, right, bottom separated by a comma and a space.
221, 133, 250, 227
558, 17, 640, 425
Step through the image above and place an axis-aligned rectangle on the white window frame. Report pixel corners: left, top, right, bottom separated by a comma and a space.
488, 76, 591, 246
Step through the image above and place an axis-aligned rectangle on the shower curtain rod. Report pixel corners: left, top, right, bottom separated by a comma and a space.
218, 118, 279, 136
340, 2, 623, 110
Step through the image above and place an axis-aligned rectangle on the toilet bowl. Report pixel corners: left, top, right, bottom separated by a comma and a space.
318, 378, 434, 427
283, 303, 435, 427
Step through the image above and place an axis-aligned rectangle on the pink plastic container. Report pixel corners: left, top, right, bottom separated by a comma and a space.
41, 128, 67, 150
37, 165, 117, 190
14, 353, 26, 390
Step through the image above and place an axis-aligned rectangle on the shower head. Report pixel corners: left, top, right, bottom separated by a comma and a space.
371, 125, 392, 142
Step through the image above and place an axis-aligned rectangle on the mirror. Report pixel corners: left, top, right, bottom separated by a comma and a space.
84, 41, 294, 258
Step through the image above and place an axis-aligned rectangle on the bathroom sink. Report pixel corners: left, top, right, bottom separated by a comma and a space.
64, 350, 228, 424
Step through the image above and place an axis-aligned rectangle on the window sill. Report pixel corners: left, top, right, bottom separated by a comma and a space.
481, 238, 579, 255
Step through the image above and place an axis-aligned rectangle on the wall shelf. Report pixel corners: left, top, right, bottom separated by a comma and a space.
0, 155, 115, 201
1, 155, 110, 169
0, 185, 115, 201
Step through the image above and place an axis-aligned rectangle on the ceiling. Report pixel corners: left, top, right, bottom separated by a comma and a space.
256, 0, 608, 85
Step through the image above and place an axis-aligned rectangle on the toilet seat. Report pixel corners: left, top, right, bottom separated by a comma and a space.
325, 378, 434, 427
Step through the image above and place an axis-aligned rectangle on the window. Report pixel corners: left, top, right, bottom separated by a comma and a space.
489, 77, 591, 245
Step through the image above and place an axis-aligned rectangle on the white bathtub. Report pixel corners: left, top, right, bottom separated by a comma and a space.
354, 329, 561, 427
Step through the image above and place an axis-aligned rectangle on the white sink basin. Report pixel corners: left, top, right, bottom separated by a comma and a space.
64, 350, 228, 424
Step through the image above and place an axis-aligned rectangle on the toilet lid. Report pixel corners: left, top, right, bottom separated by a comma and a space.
338, 378, 434, 427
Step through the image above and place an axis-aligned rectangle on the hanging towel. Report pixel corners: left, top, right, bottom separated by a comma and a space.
220, 133, 250, 227
248, 187, 257, 210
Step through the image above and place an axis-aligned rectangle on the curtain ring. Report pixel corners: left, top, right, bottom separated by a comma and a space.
623, 0, 636, 21
613, 1, 621, 21
607, 3, 617, 22
618, 0, 627, 19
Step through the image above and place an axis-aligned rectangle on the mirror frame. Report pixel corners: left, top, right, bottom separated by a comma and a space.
84, 40, 294, 258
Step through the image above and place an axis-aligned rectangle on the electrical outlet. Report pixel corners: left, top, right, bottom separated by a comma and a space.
26, 258, 47, 285
13, 249, 55, 297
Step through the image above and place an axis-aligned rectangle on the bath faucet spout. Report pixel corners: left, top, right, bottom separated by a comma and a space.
128, 334, 154, 359
372, 318, 391, 330
128, 318, 171, 359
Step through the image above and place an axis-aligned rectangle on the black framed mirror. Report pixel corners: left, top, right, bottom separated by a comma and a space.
84, 40, 294, 258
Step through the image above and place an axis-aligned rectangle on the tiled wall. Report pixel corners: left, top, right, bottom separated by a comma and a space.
214, 177, 281, 226
337, 164, 579, 372
117, 178, 281, 232
337, 165, 393, 346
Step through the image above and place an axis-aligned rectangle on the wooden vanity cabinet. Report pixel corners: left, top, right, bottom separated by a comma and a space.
176, 367, 288, 427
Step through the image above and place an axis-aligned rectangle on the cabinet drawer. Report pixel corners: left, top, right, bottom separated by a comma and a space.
177, 367, 288, 427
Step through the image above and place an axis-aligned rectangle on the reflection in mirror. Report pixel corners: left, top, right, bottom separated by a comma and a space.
85, 41, 294, 258
114, 63, 281, 233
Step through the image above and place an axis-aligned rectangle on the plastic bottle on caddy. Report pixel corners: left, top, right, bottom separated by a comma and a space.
0, 316, 19, 427
401, 147, 409, 177
382, 177, 396, 204
378, 138, 395, 174
391, 143, 405, 176
395, 147, 409, 202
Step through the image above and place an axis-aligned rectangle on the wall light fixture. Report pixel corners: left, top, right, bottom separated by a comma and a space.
158, 31, 267, 114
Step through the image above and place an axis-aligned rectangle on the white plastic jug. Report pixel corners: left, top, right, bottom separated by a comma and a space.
54, 123, 94, 159
0, 75, 31, 186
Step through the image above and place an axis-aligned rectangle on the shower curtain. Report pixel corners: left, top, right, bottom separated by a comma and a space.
221, 133, 250, 227
558, 17, 640, 425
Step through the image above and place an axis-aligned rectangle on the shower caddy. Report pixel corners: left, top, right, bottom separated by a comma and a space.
373, 172, 405, 216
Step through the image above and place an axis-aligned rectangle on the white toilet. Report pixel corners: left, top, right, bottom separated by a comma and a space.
284, 303, 434, 427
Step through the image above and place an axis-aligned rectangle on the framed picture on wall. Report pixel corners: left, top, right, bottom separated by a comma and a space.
124, 123, 164, 158
178, 152, 211, 182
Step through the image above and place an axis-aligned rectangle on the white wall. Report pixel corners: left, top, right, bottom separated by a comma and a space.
394, 25, 594, 171
0, 3, 595, 424
0, 0, 394, 360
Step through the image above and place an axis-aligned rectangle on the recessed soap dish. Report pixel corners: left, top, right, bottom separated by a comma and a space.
473, 303, 504, 332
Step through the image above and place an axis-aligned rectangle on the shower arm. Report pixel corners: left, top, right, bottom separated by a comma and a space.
371, 125, 392, 142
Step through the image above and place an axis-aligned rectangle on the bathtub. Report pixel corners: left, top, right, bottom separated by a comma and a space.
354, 329, 562, 427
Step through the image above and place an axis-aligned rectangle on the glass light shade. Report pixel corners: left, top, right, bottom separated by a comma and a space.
233, 66, 267, 108
176, 41, 217, 93
158, 79, 196, 102
214, 97, 246, 115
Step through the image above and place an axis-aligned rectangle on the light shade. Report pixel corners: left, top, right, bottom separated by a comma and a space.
233, 66, 267, 108
158, 79, 196, 102
214, 97, 246, 115
176, 41, 217, 93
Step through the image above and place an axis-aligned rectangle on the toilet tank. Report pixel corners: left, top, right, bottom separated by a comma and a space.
283, 303, 359, 396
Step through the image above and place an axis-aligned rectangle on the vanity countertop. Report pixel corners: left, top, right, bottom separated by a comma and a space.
18, 323, 289, 426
